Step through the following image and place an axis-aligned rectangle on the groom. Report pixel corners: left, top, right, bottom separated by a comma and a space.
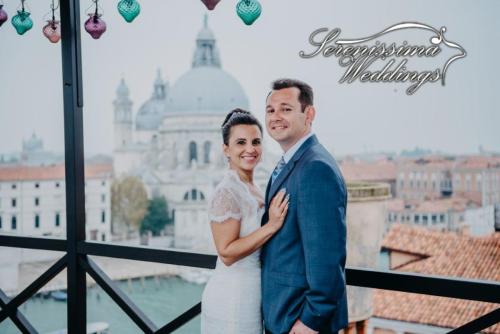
261, 79, 348, 334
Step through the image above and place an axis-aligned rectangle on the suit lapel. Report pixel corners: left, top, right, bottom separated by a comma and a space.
266, 135, 318, 206
264, 174, 273, 206
262, 175, 272, 226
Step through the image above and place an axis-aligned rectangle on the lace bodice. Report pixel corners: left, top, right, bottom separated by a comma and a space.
208, 169, 264, 269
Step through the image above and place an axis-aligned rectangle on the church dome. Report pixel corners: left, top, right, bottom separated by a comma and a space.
136, 70, 171, 131
136, 99, 170, 130
168, 15, 249, 114
23, 132, 43, 152
169, 67, 248, 113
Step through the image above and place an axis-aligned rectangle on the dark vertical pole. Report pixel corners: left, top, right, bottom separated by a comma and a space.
60, 0, 86, 333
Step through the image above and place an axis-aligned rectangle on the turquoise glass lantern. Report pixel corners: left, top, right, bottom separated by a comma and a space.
117, 0, 141, 23
11, 8, 33, 35
236, 0, 262, 26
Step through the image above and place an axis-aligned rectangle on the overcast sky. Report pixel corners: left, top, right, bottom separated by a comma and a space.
1, 0, 499, 157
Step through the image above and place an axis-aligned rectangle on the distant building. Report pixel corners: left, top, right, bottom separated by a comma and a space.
464, 204, 496, 236
0, 164, 112, 241
386, 197, 495, 236
396, 157, 454, 201
452, 156, 500, 207
111, 16, 275, 251
370, 224, 500, 334
395, 156, 500, 230
0, 132, 63, 166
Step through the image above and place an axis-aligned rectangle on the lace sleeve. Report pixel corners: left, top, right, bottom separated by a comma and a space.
208, 187, 242, 223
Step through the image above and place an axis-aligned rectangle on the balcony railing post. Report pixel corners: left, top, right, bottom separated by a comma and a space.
60, 0, 86, 333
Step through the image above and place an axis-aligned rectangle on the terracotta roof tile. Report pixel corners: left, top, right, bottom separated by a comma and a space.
386, 198, 405, 211
375, 224, 500, 333
0, 164, 113, 181
456, 156, 500, 170
339, 160, 397, 182
399, 157, 456, 170
386, 197, 475, 214
374, 290, 499, 333
414, 197, 473, 213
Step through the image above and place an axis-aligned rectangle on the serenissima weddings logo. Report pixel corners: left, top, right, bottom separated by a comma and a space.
299, 22, 467, 95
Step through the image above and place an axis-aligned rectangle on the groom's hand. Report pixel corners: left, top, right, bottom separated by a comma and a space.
289, 319, 318, 334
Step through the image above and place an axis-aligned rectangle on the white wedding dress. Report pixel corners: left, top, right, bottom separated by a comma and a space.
201, 169, 265, 334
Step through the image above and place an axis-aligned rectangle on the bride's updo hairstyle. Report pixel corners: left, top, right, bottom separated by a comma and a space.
221, 108, 263, 145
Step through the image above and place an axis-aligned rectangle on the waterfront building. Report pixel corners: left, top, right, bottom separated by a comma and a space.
0, 163, 112, 241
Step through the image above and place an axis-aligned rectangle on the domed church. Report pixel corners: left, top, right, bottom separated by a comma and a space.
112, 16, 274, 251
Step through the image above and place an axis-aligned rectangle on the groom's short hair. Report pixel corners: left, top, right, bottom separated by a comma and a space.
270, 78, 314, 112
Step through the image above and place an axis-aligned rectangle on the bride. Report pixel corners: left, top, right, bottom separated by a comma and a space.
201, 109, 289, 334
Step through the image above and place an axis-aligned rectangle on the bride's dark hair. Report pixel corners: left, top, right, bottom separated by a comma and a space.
221, 108, 263, 145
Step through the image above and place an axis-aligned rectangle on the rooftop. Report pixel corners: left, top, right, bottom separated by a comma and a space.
386, 196, 476, 213
455, 156, 500, 170
0, 163, 113, 181
375, 224, 500, 333
398, 156, 456, 170
339, 159, 397, 182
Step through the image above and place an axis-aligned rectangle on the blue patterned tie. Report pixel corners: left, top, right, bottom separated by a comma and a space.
271, 157, 286, 184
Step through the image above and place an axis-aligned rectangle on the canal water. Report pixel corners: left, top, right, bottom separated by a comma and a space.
0, 276, 205, 334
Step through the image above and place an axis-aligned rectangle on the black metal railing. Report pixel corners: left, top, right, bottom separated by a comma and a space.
0, 1, 499, 333
0, 235, 499, 334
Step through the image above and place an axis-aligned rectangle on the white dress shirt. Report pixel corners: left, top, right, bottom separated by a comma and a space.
282, 132, 315, 164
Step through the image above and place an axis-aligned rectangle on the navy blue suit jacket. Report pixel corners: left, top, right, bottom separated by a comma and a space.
261, 135, 348, 334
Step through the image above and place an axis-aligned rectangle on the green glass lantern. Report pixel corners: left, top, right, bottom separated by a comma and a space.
11, 8, 33, 35
117, 0, 141, 23
236, 0, 261, 26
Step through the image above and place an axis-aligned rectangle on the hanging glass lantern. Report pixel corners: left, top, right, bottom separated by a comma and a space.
236, 0, 261, 26
84, 0, 106, 39
200, 0, 221, 11
117, 0, 141, 23
85, 13, 106, 39
11, 0, 33, 35
0, 4, 8, 27
43, 20, 60, 43
42, 0, 60, 43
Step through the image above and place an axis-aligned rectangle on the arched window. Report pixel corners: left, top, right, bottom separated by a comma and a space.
204, 141, 211, 164
183, 188, 206, 202
189, 141, 197, 163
